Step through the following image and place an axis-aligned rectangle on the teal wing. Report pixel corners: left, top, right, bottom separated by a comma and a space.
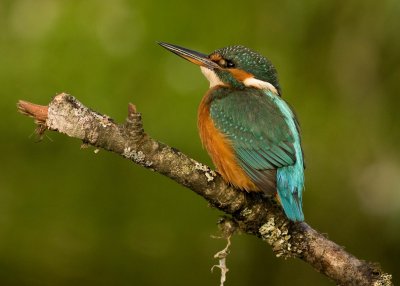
209, 88, 305, 221
209, 89, 296, 192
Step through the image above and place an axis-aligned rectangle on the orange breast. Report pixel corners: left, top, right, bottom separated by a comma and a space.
197, 88, 259, 192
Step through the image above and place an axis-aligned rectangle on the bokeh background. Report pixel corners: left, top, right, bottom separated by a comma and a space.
1, 0, 399, 285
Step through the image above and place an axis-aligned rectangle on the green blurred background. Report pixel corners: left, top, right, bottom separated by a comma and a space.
1, 0, 399, 285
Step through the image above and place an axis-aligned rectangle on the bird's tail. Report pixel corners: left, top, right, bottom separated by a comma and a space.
276, 189, 304, 222
276, 166, 304, 222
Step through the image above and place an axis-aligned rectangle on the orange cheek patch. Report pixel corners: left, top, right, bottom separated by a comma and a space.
229, 68, 253, 81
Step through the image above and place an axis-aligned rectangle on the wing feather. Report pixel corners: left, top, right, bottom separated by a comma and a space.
210, 89, 297, 194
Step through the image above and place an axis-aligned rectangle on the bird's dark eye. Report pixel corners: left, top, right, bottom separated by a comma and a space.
217, 58, 235, 68
226, 60, 235, 68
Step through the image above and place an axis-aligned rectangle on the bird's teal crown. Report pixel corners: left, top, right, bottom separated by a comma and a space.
209, 45, 281, 93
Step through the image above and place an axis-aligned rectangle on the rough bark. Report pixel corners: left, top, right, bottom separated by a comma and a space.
17, 93, 393, 286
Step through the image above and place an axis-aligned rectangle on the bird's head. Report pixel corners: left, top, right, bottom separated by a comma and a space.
159, 42, 280, 95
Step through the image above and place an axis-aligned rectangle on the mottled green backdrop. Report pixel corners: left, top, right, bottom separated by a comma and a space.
2, 0, 400, 285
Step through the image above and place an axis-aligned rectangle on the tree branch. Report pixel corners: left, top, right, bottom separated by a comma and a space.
17, 93, 393, 286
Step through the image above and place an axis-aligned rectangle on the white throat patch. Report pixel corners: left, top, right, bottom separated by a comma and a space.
243, 77, 278, 94
200, 66, 224, 88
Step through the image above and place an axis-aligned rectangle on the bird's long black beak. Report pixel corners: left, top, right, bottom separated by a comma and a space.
158, 42, 220, 70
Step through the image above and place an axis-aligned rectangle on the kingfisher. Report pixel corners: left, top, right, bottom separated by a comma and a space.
159, 42, 305, 222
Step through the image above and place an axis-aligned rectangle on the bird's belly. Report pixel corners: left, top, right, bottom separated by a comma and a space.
198, 97, 258, 191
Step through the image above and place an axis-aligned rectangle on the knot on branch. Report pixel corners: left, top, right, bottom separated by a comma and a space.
124, 103, 145, 144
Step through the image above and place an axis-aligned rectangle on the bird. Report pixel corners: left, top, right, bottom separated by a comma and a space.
159, 42, 305, 222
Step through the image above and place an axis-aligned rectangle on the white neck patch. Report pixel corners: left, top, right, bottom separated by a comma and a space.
200, 66, 224, 88
243, 77, 278, 94
200, 66, 278, 94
